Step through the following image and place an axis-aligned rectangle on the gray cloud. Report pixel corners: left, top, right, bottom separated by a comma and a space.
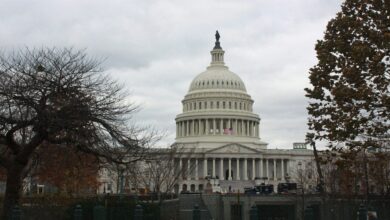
0, 0, 343, 148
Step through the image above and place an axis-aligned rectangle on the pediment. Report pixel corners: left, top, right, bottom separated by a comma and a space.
206, 143, 259, 154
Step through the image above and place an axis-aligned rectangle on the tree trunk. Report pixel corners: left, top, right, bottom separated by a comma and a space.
311, 141, 325, 193
1, 163, 25, 220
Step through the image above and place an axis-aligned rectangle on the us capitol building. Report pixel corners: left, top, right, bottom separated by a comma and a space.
173, 32, 314, 193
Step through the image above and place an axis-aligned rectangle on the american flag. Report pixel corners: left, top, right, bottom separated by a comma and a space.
224, 128, 233, 135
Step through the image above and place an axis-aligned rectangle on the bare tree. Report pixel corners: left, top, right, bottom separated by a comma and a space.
128, 145, 195, 203
0, 48, 158, 218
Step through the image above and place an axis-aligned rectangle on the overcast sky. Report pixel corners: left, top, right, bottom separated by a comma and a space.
0, 0, 343, 148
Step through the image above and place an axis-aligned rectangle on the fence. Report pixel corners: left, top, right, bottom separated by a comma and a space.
2, 194, 179, 220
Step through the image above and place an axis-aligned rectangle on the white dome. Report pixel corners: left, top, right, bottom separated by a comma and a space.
174, 32, 266, 149
189, 66, 247, 92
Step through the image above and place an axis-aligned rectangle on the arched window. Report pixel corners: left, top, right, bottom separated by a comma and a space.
217, 101, 219, 109
223, 102, 226, 109
211, 101, 214, 109
229, 102, 232, 109
234, 102, 237, 109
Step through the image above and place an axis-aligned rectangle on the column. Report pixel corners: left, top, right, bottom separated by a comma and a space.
236, 158, 240, 180
235, 119, 238, 135
252, 159, 256, 180
244, 158, 248, 180
179, 158, 183, 179
191, 120, 195, 136
253, 122, 256, 137
220, 119, 223, 135
188, 158, 191, 180
205, 119, 209, 135
273, 159, 277, 181
250, 121, 253, 136
259, 159, 263, 178
266, 159, 269, 180
195, 158, 199, 180
241, 120, 244, 136
212, 158, 216, 177
204, 158, 208, 177
228, 158, 232, 180
198, 120, 202, 135
213, 119, 216, 135
281, 159, 284, 181
180, 122, 183, 137
220, 158, 224, 180
186, 121, 189, 136
246, 120, 249, 136
181, 122, 185, 137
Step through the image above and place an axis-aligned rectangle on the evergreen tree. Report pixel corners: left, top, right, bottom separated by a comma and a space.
306, 0, 390, 151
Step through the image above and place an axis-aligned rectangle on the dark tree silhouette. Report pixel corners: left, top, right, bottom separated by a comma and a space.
306, 0, 390, 196
306, 0, 390, 150
0, 48, 157, 218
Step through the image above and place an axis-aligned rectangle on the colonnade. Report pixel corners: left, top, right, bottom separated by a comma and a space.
178, 157, 288, 181
176, 118, 259, 137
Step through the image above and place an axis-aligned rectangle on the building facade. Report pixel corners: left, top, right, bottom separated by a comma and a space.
174, 33, 314, 193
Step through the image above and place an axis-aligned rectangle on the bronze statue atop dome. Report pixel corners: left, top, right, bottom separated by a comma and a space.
214, 30, 222, 49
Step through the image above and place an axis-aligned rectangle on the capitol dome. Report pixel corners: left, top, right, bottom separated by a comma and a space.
175, 32, 267, 149
188, 67, 247, 93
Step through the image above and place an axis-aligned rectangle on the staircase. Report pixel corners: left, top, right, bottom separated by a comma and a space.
179, 193, 213, 220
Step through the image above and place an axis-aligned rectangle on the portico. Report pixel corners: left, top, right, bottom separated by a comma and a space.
179, 157, 289, 181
